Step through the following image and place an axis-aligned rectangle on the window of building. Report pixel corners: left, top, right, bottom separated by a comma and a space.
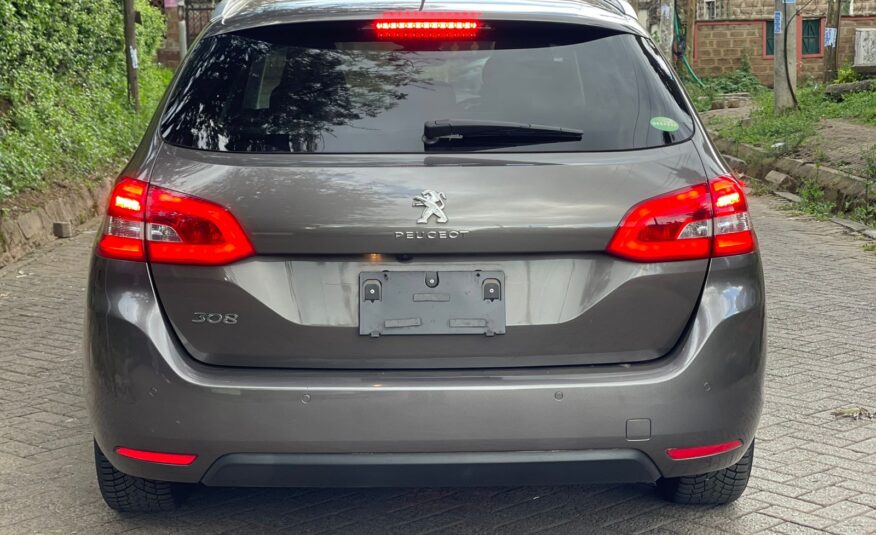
765, 22, 775, 56
802, 19, 822, 55
699, 0, 730, 20
842, 0, 853, 16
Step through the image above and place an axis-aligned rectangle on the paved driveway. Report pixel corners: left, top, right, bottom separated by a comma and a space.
0, 196, 874, 535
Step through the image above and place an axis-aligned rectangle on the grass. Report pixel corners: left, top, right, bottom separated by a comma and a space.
798, 179, 838, 220
718, 85, 876, 153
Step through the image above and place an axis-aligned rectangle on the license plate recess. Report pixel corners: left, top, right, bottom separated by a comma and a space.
359, 271, 506, 337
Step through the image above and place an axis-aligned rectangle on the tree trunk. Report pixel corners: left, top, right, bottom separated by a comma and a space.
124, 0, 141, 112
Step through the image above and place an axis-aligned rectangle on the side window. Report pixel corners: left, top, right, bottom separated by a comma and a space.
802, 19, 822, 56
764, 21, 774, 56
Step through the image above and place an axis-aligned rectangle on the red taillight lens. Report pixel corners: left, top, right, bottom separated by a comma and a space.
98, 178, 148, 262
115, 447, 197, 466
666, 440, 743, 460
607, 175, 756, 262
607, 184, 713, 262
97, 177, 254, 265
375, 13, 481, 40
710, 176, 756, 257
146, 186, 254, 265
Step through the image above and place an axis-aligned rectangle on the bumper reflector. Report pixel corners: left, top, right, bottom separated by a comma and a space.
666, 440, 743, 460
115, 447, 197, 466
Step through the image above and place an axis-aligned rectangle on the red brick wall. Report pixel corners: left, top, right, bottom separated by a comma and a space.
692, 22, 768, 79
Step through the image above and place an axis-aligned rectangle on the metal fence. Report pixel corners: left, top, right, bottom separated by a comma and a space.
185, 2, 218, 45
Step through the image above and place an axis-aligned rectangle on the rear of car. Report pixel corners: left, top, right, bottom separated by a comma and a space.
86, 0, 765, 512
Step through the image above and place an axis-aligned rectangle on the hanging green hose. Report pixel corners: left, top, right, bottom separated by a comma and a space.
674, 11, 706, 88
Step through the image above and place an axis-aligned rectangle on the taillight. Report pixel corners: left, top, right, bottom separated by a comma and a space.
98, 178, 148, 262
375, 13, 481, 40
710, 176, 755, 257
97, 178, 254, 265
607, 175, 755, 262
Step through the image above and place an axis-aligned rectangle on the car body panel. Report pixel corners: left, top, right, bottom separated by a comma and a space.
152, 255, 707, 368
147, 140, 711, 368
86, 253, 765, 484
149, 143, 706, 256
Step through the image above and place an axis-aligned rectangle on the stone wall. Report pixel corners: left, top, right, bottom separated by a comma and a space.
0, 179, 113, 268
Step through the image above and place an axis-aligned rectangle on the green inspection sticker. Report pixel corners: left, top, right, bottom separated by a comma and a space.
650, 116, 680, 132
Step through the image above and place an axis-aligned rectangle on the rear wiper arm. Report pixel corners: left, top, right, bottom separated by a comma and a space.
423, 119, 583, 146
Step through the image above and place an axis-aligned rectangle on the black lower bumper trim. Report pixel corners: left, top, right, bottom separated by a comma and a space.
201, 450, 661, 488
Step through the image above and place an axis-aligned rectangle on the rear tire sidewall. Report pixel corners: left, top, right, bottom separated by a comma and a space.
94, 441, 187, 512
657, 440, 755, 505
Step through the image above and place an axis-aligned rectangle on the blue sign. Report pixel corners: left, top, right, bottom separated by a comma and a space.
825, 27, 837, 47
783, 0, 795, 4
774, 11, 783, 34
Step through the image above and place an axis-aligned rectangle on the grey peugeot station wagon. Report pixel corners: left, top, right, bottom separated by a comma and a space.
86, 0, 765, 512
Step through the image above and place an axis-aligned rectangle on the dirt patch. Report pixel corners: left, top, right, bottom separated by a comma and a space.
793, 118, 876, 178
701, 104, 753, 125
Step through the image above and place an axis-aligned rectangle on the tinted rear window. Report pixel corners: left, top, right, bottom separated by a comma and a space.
160, 21, 694, 153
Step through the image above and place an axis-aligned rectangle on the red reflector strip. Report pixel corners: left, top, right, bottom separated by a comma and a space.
97, 234, 145, 262
666, 440, 743, 460
115, 447, 197, 466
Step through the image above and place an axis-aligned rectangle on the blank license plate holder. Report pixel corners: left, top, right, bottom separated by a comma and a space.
359, 271, 505, 337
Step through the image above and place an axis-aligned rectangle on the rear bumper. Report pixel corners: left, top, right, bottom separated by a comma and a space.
201, 451, 661, 487
85, 253, 765, 486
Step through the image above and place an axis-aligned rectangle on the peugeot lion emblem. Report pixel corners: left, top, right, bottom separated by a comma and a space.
413, 190, 448, 224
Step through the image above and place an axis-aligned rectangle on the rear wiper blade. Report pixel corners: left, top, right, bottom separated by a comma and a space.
423, 119, 583, 146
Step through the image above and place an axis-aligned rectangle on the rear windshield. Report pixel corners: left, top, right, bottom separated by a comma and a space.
160, 21, 694, 153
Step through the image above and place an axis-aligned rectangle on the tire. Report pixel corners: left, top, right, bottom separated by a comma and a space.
656, 441, 754, 505
94, 441, 187, 512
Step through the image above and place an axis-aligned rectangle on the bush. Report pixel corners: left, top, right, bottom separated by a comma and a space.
684, 60, 767, 113
699, 56, 766, 96
835, 65, 860, 84
0, 0, 171, 202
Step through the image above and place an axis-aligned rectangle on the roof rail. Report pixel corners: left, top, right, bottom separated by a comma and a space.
587, 0, 634, 18
212, 0, 249, 23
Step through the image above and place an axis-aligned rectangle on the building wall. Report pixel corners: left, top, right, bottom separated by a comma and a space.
156, 2, 182, 69
726, 0, 876, 20
692, 16, 876, 84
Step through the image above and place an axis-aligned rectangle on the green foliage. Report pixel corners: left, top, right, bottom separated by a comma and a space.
720, 91, 815, 152
684, 61, 767, 113
718, 85, 876, 152
0, 0, 171, 202
822, 89, 876, 124
835, 65, 861, 84
798, 180, 835, 220
701, 57, 766, 96
684, 81, 716, 113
